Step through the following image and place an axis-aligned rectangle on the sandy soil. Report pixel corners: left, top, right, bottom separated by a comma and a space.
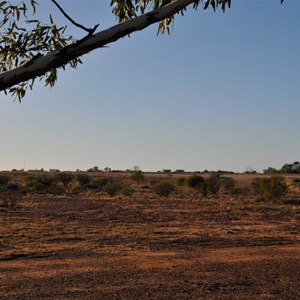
1, 178, 299, 299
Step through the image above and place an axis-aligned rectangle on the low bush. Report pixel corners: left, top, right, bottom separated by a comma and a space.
207, 175, 221, 195
23, 175, 61, 194
0, 175, 10, 186
76, 174, 91, 187
252, 176, 288, 201
198, 180, 208, 197
184, 174, 204, 189
94, 177, 113, 190
152, 182, 175, 197
102, 181, 123, 197
175, 177, 185, 186
0, 182, 21, 209
121, 185, 135, 197
222, 178, 236, 193
131, 171, 145, 186
292, 178, 300, 186
6, 183, 20, 191
46, 185, 65, 195
56, 173, 74, 187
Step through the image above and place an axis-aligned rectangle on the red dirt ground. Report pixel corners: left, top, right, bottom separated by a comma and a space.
1, 174, 299, 299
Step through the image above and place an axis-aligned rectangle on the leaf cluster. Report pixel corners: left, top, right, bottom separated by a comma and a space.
110, 0, 233, 35
0, 0, 80, 100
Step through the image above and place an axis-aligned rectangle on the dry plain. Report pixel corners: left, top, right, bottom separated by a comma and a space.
0, 172, 299, 299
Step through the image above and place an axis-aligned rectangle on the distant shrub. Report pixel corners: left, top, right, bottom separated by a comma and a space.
56, 173, 74, 187
121, 185, 135, 197
184, 175, 204, 189
252, 176, 288, 201
103, 181, 123, 197
198, 180, 208, 197
252, 178, 261, 194
131, 171, 145, 186
152, 182, 175, 197
0, 182, 21, 209
6, 183, 20, 191
0, 175, 10, 186
263, 167, 279, 174
94, 177, 113, 190
175, 177, 185, 186
46, 185, 65, 195
223, 178, 236, 193
24, 175, 59, 194
69, 185, 82, 195
76, 174, 91, 187
292, 178, 300, 186
207, 175, 221, 195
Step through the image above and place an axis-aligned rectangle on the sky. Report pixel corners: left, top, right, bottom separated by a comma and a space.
0, 0, 299, 172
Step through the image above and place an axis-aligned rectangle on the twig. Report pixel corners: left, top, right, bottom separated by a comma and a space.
50, 0, 99, 35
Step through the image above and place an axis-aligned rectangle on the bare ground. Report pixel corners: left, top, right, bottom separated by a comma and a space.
1, 184, 299, 299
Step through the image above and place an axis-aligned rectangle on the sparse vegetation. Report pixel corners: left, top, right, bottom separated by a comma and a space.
76, 174, 92, 187
0, 178, 20, 209
0, 175, 10, 186
222, 178, 236, 193
175, 177, 185, 186
252, 176, 288, 201
121, 185, 135, 197
152, 181, 175, 197
0, 171, 293, 202
292, 178, 300, 186
131, 171, 145, 186
56, 173, 74, 187
207, 174, 221, 195
102, 181, 123, 197
184, 174, 204, 189
94, 177, 113, 191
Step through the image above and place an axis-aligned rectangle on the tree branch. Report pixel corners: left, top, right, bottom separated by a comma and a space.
50, 0, 99, 35
0, 0, 195, 92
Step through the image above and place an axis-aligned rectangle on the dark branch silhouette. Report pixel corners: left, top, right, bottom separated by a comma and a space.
50, 0, 99, 35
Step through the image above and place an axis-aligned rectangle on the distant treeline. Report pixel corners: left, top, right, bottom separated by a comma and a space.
264, 161, 300, 174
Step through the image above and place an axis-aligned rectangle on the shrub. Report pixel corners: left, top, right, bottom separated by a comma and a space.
292, 178, 300, 186
223, 178, 236, 193
252, 178, 261, 194
102, 181, 123, 197
76, 174, 91, 187
152, 182, 175, 197
46, 185, 65, 195
184, 174, 204, 189
207, 175, 221, 195
23, 175, 59, 194
121, 185, 135, 197
175, 177, 185, 186
94, 177, 113, 190
0, 175, 10, 186
56, 173, 74, 187
6, 183, 20, 191
198, 180, 208, 197
0, 182, 21, 209
131, 171, 145, 186
252, 176, 288, 201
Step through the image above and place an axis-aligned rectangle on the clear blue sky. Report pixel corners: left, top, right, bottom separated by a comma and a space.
0, 0, 299, 172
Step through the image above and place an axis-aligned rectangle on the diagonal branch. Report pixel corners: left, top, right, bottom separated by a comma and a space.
0, 0, 195, 92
